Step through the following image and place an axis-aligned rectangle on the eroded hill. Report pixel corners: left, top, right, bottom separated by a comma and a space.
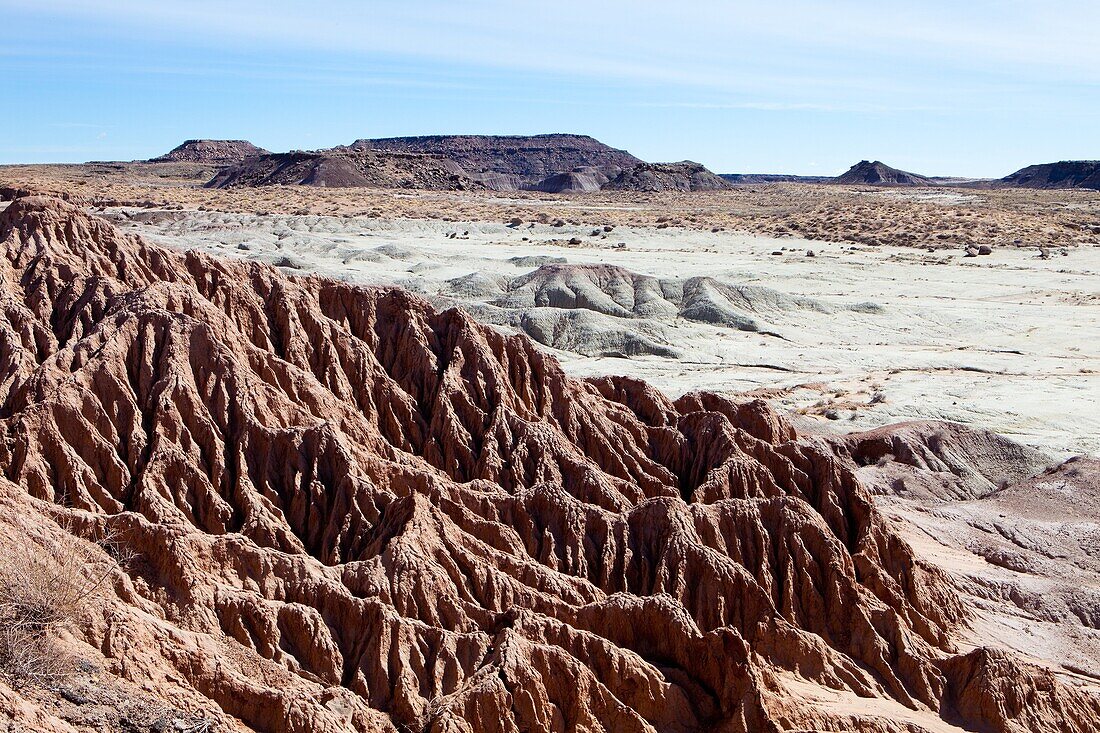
0, 197, 1096, 732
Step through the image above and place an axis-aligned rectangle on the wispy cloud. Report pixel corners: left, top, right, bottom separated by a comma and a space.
2, 1, 1098, 173
49, 122, 108, 129
631, 101, 946, 114
7, 0, 1100, 99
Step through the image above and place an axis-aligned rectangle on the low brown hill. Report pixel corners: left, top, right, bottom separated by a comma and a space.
605, 161, 733, 192
835, 160, 935, 186
149, 139, 269, 163
205, 150, 475, 190
0, 196, 1096, 732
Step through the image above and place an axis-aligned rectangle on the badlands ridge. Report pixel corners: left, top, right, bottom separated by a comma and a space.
0, 194, 1097, 732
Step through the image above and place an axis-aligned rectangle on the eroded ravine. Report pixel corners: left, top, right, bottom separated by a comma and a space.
0, 197, 1096, 732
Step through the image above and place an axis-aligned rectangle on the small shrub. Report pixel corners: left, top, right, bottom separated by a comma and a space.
0, 523, 122, 687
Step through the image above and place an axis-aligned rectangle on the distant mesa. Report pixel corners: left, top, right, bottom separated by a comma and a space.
204, 134, 646, 192
725, 160, 1100, 190
720, 173, 833, 184
338, 133, 641, 181
204, 135, 740, 194
183, 135, 1100, 194
69, 135, 1100, 194
149, 139, 269, 164
999, 160, 1100, 190
466, 171, 526, 192
206, 150, 475, 190
833, 160, 935, 186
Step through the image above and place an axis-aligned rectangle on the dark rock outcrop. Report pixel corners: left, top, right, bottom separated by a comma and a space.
149, 139, 269, 163
205, 150, 475, 190
342, 134, 641, 180
999, 160, 1100, 190
834, 160, 935, 186
606, 161, 732, 192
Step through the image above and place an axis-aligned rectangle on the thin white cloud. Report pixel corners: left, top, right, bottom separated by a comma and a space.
4, 0, 1099, 173
50, 122, 108, 128
631, 101, 945, 114
6, 0, 1100, 93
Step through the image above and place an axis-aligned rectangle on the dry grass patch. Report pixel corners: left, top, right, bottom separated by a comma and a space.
0, 522, 123, 688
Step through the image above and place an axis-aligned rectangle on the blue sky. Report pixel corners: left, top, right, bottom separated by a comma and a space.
2, 1, 1098, 176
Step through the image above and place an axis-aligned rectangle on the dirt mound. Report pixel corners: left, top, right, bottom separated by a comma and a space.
341, 133, 640, 180
531, 170, 603, 193
205, 150, 475, 190
149, 139, 269, 163
0, 197, 1096, 732
835, 160, 935, 186
431, 262, 885, 356
606, 161, 733, 191
489, 263, 877, 335
513, 308, 680, 357
1000, 160, 1100, 190
845, 422, 1100, 685
835, 420, 1050, 501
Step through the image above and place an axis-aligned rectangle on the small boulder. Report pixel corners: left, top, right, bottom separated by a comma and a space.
977, 245, 992, 255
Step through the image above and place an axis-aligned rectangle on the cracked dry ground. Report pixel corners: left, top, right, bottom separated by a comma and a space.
0, 197, 1096, 732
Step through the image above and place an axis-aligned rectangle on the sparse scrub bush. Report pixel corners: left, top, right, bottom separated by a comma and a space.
0, 523, 123, 687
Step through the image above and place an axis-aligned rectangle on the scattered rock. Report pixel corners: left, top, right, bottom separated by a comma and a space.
149, 139, 269, 164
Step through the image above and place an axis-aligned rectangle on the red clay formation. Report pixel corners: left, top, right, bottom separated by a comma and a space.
0, 197, 1095, 731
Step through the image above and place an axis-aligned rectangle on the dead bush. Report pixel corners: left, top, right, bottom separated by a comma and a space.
0, 522, 123, 687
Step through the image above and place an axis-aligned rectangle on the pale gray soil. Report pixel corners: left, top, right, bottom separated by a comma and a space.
114, 206, 1100, 458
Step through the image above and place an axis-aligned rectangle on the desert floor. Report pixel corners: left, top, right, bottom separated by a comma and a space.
89, 195, 1100, 692
3, 167, 1100, 706
109, 204, 1100, 458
